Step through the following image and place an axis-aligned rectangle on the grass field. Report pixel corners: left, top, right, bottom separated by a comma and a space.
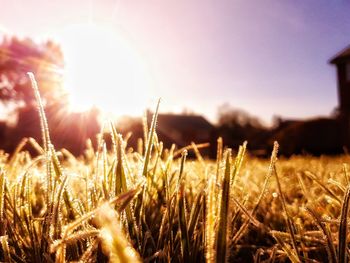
1, 74, 350, 263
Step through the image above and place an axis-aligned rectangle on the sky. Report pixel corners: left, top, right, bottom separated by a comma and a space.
0, 0, 350, 124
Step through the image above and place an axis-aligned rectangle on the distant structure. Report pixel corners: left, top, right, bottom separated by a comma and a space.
330, 45, 350, 147
146, 112, 215, 148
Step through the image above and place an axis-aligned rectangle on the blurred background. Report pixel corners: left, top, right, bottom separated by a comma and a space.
0, 0, 350, 156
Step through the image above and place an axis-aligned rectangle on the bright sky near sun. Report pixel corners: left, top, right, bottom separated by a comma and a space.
0, 0, 350, 124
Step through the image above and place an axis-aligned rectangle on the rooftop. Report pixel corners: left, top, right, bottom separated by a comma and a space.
329, 45, 350, 64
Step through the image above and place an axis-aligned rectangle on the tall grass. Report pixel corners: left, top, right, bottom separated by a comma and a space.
0, 73, 350, 262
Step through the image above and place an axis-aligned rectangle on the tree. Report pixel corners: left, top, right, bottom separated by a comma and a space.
217, 103, 263, 129
216, 103, 269, 151
0, 36, 100, 155
0, 36, 67, 108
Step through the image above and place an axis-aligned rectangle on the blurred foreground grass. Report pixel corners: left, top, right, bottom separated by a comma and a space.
1, 74, 350, 262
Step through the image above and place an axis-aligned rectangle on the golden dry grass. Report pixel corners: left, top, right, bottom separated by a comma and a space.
1, 74, 350, 262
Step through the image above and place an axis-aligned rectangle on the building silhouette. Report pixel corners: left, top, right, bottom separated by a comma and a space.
330, 45, 350, 148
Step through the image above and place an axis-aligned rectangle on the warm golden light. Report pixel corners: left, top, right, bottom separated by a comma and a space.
57, 23, 152, 116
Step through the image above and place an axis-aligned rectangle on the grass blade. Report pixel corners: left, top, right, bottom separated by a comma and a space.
272, 142, 301, 262
142, 99, 160, 177
177, 151, 190, 262
338, 183, 350, 263
216, 149, 232, 263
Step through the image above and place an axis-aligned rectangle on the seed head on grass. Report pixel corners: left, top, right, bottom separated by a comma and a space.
96, 203, 141, 263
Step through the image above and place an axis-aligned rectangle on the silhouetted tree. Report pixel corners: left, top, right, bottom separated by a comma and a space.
0, 36, 67, 108
0, 36, 100, 155
217, 103, 263, 129
216, 103, 269, 152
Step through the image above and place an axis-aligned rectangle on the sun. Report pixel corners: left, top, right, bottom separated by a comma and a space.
57, 23, 152, 116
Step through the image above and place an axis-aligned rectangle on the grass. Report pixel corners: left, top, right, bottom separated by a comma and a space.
1, 73, 350, 262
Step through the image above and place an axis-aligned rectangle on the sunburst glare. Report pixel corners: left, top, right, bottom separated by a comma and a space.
57, 23, 152, 116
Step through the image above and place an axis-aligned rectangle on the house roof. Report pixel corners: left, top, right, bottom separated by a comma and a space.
329, 45, 350, 64
147, 112, 214, 146
156, 113, 214, 131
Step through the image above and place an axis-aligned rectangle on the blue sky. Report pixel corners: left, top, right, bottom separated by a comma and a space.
1, 0, 350, 124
